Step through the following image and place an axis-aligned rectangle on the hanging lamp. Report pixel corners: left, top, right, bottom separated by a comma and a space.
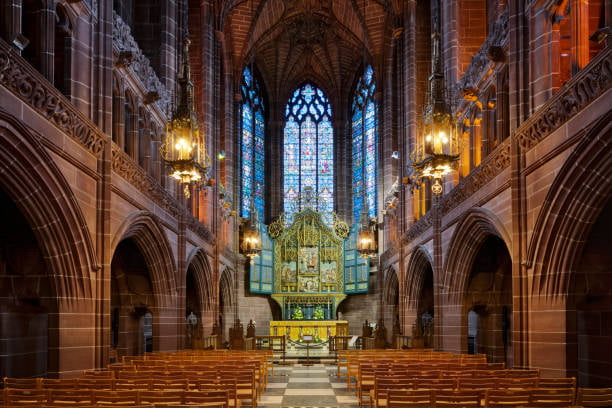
160, 36, 211, 198
409, 7, 459, 195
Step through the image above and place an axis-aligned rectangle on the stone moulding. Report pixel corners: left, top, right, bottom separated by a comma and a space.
515, 47, 612, 151
403, 211, 433, 243
438, 138, 511, 216
0, 39, 107, 158
111, 144, 215, 244
112, 11, 169, 114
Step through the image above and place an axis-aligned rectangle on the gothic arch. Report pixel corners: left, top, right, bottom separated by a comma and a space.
528, 111, 612, 297
382, 266, 399, 307
219, 267, 235, 311
442, 207, 511, 304
111, 211, 177, 307
405, 246, 434, 308
186, 247, 215, 312
0, 112, 98, 302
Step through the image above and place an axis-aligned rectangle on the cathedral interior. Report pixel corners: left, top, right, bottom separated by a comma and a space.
0, 0, 611, 394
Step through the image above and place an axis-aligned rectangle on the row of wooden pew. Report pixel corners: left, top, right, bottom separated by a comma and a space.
379, 387, 612, 408
336, 349, 612, 408
1, 350, 274, 408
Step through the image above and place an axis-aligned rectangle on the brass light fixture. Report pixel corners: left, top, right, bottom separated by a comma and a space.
240, 199, 262, 264
160, 36, 210, 197
410, 17, 459, 195
356, 194, 377, 259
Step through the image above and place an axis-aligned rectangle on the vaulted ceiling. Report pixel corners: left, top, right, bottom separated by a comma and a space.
221, 0, 403, 107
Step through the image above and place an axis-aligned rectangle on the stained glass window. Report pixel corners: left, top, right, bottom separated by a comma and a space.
283, 84, 334, 224
240, 67, 265, 218
352, 66, 378, 222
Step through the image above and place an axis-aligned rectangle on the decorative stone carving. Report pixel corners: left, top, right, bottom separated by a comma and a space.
0, 39, 106, 157
111, 145, 215, 244
112, 11, 169, 113
186, 216, 215, 244
402, 211, 433, 243
515, 48, 612, 151
115, 50, 134, 67
438, 138, 511, 215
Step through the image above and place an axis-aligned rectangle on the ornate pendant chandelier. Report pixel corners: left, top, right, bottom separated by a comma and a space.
160, 37, 210, 197
356, 198, 377, 259
410, 16, 459, 195
240, 199, 262, 264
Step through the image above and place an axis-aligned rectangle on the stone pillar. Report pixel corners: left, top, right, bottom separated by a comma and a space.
570, 0, 589, 75
39, 0, 55, 82
432, 193, 442, 350
2, 0, 22, 46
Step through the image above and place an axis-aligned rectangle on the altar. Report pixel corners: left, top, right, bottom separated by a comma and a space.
269, 320, 348, 341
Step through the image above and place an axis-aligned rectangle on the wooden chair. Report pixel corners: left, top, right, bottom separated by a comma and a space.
372, 377, 413, 407
386, 389, 434, 408
78, 378, 114, 390
2, 378, 42, 389
484, 389, 531, 407
138, 390, 184, 406
537, 378, 576, 389
92, 390, 140, 406
4, 388, 49, 406
149, 378, 189, 391
183, 389, 230, 407
41, 378, 79, 389
48, 389, 93, 405
414, 378, 457, 391
82, 370, 114, 378
433, 390, 482, 408
576, 387, 612, 407
527, 387, 576, 407
113, 378, 151, 390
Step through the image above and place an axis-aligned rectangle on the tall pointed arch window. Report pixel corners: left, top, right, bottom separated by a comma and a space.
283, 84, 334, 224
240, 67, 265, 218
352, 66, 378, 222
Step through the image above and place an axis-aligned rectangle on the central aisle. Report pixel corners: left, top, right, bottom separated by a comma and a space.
259, 363, 359, 407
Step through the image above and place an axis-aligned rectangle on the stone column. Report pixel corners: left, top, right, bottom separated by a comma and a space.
39, 0, 55, 82
2, 0, 22, 46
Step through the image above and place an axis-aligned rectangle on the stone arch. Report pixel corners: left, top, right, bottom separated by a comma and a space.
528, 111, 612, 297
111, 211, 177, 307
404, 246, 435, 346
382, 266, 399, 343
382, 266, 399, 309
442, 207, 511, 304
186, 247, 215, 313
0, 112, 98, 302
405, 246, 434, 304
218, 268, 235, 342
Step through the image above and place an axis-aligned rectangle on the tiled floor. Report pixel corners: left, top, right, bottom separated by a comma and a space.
258, 363, 359, 408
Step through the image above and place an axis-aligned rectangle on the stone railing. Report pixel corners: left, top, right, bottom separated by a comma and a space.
515, 46, 612, 151
438, 137, 511, 216
0, 38, 107, 157
112, 11, 170, 110
454, 9, 509, 104
111, 144, 215, 244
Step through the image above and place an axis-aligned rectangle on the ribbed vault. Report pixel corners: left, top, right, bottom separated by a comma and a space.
222, 0, 401, 101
